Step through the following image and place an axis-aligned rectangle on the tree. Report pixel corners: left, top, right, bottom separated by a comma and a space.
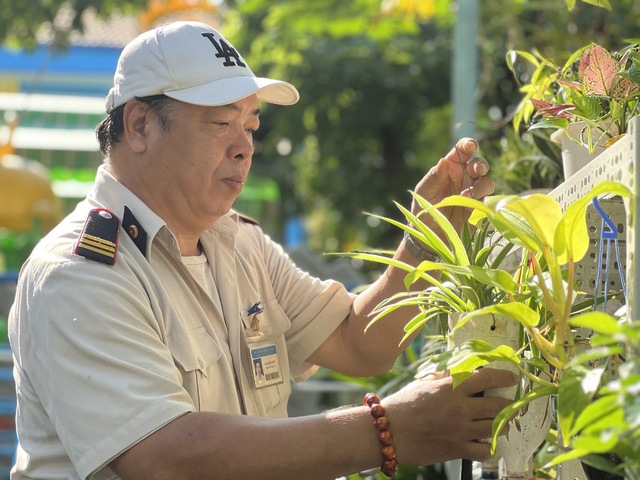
2, 0, 638, 253
224, 0, 456, 251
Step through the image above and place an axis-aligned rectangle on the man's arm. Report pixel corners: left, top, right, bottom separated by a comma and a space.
307, 138, 495, 376
110, 369, 515, 480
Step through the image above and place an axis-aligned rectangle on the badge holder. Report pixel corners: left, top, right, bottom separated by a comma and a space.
244, 302, 284, 389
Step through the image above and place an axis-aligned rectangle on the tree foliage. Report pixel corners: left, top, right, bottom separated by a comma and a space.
2, 0, 640, 253
0, 0, 146, 49
224, 0, 455, 250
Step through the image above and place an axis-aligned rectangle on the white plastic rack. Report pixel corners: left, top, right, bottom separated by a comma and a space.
550, 115, 640, 322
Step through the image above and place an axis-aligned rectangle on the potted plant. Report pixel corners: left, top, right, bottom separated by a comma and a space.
507, 42, 640, 178
343, 179, 638, 478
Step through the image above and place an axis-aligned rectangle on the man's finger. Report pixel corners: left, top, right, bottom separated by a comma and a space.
445, 137, 478, 164
466, 156, 489, 179
457, 368, 518, 397
461, 176, 495, 199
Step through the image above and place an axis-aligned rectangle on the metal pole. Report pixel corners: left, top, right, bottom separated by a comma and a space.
451, 0, 479, 141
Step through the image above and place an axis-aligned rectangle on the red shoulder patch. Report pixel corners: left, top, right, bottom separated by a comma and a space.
238, 214, 259, 225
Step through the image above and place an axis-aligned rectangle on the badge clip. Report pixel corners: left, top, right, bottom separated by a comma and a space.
247, 301, 264, 334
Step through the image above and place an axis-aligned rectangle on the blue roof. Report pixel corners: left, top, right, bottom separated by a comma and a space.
0, 44, 121, 75
0, 44, 122, 96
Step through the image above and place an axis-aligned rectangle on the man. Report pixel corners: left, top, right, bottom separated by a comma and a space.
8, 21, 515, 480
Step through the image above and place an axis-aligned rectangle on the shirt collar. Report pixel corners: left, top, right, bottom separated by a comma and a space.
87, 164, 241, 258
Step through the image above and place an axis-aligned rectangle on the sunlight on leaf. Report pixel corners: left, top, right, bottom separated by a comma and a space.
455, 303, 540, 330
568, 311, 621, 335
555, 180, 631, 263
498, 194, 562, 249
558, 365, 599, 444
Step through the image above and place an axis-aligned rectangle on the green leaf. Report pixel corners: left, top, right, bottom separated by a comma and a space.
400, 310, 444, 344
456, 303, 540, 329
368, 207, 456, 264
483, 196, 550, 252
407, 263, 517, 298
336, 250, 448, 294
555, 180, 631, 263
557, 365, 600, 443
580, 0, 612, 10
492, 385, 557, 453
568, 345, 625, 367
497, 194, 563, 250
410, 193, 469, 264
561, 45, 590, 73
438, 195, 535, 251
568, 311, 622, 335
550, 431, 619, 466
506, 49, 540, 73
571, 91, 603, 119
433, 194, 494, 218
528, 117, 570, 130
430, 339, 519, 376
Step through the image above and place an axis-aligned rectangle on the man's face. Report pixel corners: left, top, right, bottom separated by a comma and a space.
145, 95, 261, 227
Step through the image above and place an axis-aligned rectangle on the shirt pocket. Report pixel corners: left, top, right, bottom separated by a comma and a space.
245, 299, 292, 417
167, 326, 222, 410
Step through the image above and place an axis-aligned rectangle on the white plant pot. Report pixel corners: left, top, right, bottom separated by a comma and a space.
550, 121, 614, 181
448, 313, 551, 479
557, 459, 588, 480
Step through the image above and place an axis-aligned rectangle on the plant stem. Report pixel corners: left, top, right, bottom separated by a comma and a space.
515, 362, 555, 388
529, 252, 564, 324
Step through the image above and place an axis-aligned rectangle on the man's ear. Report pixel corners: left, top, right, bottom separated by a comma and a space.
122, 101, 151, 153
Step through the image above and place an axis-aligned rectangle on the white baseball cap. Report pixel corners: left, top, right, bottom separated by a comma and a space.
105, 21, 300, 113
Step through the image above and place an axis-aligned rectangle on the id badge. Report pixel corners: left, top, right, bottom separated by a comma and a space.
247, 336, 284, 389
244, 301, 284, 389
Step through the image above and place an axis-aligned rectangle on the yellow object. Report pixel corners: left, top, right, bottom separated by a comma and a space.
140, 0, 217, 29
0, 154, 63, 233
380, 0, 436, 20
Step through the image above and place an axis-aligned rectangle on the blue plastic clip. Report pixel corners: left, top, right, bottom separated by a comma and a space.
592, 197, 626, 311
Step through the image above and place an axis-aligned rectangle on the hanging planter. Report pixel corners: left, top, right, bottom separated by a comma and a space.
508, 43, 639, 182
449, 313, 551, 479
550, 121, 617, 181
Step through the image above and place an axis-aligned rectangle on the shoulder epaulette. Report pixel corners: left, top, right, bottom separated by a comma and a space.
74, 208, 120, 265
238, 214, 259, 225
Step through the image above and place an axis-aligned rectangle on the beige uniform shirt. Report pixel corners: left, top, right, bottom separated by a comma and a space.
8, 166, 355, 480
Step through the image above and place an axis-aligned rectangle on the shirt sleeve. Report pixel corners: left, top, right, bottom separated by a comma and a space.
13, 254, 194, 479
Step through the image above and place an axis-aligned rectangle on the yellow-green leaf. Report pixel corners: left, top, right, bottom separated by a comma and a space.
568, 311, 622, 335
500, 194, 562, 249
555, 180, 631, 263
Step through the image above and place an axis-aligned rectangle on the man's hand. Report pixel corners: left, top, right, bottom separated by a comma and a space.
412, 137, 494, 235
382, 368, 516, 465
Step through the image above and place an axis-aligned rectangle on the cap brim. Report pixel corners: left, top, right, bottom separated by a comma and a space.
164, 76, 299, 106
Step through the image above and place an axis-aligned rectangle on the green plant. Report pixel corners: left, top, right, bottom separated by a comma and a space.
508, 42, 640, 153
345, 179, 639, 476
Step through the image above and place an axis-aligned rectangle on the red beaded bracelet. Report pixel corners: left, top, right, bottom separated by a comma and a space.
364, 393, 398, 478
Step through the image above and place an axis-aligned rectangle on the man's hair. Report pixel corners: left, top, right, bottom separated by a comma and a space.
95, 95, 175, 156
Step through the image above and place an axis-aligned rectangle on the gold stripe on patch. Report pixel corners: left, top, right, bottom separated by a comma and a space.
77, 242, 116, 259
82, 233, 116, 249
79, 236, 116, 253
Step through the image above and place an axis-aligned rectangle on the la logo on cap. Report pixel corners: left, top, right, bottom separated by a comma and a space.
201, 33, 247, 68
